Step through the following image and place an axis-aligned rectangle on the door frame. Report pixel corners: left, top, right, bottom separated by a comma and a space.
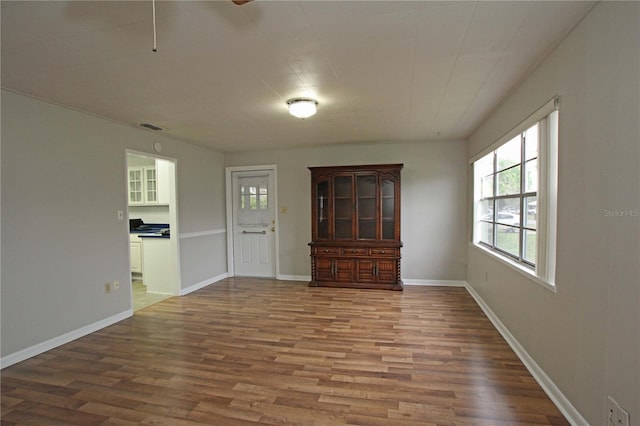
225, 165, 279, 278
125, 149, 182, 303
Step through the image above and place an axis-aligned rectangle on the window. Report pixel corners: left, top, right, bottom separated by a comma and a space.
240, 184, 268, 210
472, 98, 558, 285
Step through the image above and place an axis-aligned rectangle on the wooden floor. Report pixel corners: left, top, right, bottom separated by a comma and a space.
1, 278, 568, 425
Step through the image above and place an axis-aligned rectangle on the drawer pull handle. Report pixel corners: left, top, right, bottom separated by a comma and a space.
381, 251, 385, 254
324, 249, 329, 253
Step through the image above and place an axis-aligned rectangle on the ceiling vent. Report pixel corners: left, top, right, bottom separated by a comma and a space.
139, 123, 163, 131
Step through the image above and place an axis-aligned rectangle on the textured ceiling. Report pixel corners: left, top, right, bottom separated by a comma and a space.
1, 1, 594, 152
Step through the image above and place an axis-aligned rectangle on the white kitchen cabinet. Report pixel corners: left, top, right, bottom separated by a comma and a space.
128, 161, 167, 206
129, 234, 143, 274
141, 237, 175, 294
128, 167, 144, 205
144, 167, 158, 203
155, 160, 171, 205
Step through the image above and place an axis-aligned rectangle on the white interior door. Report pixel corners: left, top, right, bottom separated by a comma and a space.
232, 171, 276, 277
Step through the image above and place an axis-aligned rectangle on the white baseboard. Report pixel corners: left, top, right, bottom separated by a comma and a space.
1, 309, 132, 370
180, 272, 228, 296
403, 279, 467, 287
272, 277, 466, 286
464, 283, 588, 426
277, 274, 310, 282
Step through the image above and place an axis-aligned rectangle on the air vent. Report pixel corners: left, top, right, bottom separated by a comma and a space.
139, 123, 163, 131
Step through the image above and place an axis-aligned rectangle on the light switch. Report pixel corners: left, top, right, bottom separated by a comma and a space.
117, 210, 124, 220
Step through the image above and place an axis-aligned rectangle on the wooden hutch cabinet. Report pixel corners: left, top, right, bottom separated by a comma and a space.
308, 164, 403, 290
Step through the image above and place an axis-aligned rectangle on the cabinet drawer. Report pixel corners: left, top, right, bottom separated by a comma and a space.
370, 248, 396, 256
341, 247, 367, 256
313, 246, 340, 255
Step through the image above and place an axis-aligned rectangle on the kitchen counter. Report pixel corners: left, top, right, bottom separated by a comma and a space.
130, 223, 170, 238
129, 222, 175, 294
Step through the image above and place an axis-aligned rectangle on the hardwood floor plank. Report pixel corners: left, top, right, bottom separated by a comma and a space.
1, 278, 568, 425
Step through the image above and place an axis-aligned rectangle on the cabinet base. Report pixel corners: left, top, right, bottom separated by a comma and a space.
308, 280, 403, 291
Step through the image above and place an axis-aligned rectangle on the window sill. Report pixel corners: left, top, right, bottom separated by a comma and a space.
469, 243, 557, 294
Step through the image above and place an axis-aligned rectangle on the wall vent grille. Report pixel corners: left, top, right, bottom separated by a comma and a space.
139, 123, 163, 131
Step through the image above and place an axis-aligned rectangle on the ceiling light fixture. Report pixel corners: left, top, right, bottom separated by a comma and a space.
287, 98, 318, 119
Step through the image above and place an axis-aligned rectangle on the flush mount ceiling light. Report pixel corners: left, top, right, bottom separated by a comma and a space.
287, 98, 318, 119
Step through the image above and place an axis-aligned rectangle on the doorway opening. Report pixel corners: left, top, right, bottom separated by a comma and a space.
126, 151, 180, 311
226, 165, 279, 278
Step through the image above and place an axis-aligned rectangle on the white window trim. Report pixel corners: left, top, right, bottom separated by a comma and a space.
471, 97, 559, 288
470, 243, 557, 293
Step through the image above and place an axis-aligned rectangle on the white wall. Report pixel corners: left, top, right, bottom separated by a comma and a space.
1, 90, 227, 360
225, 140, 468, 282
467, 2, 639, 424
128, 205, 170, 224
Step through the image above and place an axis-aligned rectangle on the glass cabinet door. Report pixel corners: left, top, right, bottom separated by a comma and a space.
145, 167, 158, 203
381, 179, 395, 239
333, 176, 353, 239
356, 175, 377, 239
316, 180, 329, 239
128, 168, 143, 204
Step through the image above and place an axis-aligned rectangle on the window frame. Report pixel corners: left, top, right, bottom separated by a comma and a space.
476, 127, 538, 267
471, 97, 559, 288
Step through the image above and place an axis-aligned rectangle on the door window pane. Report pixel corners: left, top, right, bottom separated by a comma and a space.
317, 181, 329, 239
334, 176, 352, 198
382, 221, 394, 240
358, 220, 376, 239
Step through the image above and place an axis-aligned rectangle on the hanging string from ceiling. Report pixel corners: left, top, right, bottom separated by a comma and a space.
152, 0, 157, 52
151, 0, 253, 52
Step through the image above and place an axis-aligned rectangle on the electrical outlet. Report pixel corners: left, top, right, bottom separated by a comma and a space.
104, 282, 111, 294
616, 406, 630, 426
607, 396, 618, 426
113, 280, 120, 291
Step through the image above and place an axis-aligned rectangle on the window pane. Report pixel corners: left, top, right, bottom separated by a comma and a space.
525, 159, 537, 193
525, 123, 538, 160
496, 136, 521, 171
496, 165, 521, 196
475, 153, 494, 177
525, 196, 537, 229
496, 225, 520, 257
478, 199, 493, 221
496, 198, 520, 229
479, 222, 494, 246
334, 176, 352, 197
524, 229, 537, 264
481, 174, 494, 198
